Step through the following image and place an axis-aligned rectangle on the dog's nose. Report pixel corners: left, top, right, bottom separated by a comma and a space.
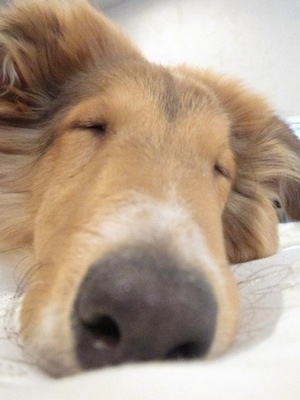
73, 245, 217, 370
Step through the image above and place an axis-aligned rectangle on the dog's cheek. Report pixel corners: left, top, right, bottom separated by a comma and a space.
223, 190, 279, 263
19, 269, 81, 376
30, 133, 98, 249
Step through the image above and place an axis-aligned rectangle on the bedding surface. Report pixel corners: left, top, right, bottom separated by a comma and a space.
0, 223, 300, 399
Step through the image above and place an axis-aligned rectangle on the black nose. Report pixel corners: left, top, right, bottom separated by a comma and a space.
73, 245, 217, 370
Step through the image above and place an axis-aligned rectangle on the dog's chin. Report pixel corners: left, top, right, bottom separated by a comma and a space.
20, 299, 80, 377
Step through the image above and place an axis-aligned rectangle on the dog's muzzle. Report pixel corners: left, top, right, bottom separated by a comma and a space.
72, 244, 217, 370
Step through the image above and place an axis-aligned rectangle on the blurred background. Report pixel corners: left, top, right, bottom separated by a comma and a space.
1, 0, 299, 119
98, 0, 300, 120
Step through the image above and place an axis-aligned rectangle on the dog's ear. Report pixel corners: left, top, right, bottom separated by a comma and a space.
220, 88, 300, 263
224, 116, 300, 263
173, 68, 300, 263
0, 0, 138, 124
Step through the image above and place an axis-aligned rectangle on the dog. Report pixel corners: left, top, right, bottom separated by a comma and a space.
0, 0, 299, 377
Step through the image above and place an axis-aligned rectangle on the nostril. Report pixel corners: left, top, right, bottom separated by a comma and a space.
166, 341, 205, 360
82, 315, 121, 347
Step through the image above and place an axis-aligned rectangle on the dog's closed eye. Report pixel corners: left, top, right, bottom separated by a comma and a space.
214, 163, 232, 180
73, 122, 108, 137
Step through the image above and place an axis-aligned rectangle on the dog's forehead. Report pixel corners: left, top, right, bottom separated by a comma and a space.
55, 60, 233, 162
64, 59, 223, 124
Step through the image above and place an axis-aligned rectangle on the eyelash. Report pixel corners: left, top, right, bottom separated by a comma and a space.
74, 122, 108, 137
214, 164, 231, 180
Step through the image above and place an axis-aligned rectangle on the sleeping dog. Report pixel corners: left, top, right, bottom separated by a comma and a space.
0, 0, 299, 376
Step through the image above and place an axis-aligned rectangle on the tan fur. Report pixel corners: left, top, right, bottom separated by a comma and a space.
1, 0, 300, 376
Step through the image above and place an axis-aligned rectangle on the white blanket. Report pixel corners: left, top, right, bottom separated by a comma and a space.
1, 223, 300, 399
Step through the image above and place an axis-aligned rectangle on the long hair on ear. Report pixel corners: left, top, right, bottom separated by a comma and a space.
224, 115, 300, 263
174, 67, 300, 263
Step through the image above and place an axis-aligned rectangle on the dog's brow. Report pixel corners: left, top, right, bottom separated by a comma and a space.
155, 71, 216, 123
159, 72, 181, 122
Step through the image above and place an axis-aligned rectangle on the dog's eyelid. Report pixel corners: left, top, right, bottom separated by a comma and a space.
214, 163, 232, 180
72, 121, 108, 137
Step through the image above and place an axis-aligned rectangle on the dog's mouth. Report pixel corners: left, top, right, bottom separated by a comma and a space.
72, 245, 218, 370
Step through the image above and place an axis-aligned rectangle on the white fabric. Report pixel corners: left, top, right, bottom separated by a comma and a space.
0, 223, 300, 399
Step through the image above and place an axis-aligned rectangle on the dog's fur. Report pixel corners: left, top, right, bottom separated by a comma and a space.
1, 0, 300, 376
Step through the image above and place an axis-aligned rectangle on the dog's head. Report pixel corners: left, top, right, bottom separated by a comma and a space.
1, 0, 300, 376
